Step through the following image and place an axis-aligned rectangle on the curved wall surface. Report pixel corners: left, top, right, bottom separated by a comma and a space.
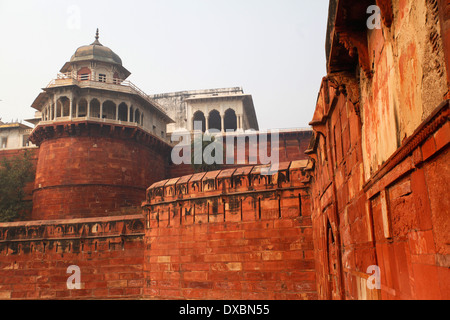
31, 121, 169, 220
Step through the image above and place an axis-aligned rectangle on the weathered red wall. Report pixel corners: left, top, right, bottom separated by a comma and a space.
308, 81, 371, 300
142, 161, 317, 300
307, 0, 450, 300
365, 113, 450, 300
309, 70, 450, 301
0, 215, 145, 299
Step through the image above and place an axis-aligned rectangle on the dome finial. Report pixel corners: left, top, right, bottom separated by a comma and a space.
91, 28, 102, 46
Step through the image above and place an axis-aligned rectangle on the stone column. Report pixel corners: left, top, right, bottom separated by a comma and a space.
221, 113, 225, 132
87, 98, 91, 118
54, 96, 57, 120
69, 97, 73, 120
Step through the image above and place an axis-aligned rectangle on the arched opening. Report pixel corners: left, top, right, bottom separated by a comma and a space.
193, 111, 206, 132
102, 101, 116, 120
90, 99, 101, 118
224, 109, 237, 131
78, 99, 88, 117
208, 110, 221, 131
118, 103, 128, 122
113, 72, 121, 84
141, 113, 144, 126
57, 97, 70, 118
135, 109, 141, 125
78, 67, 91, 81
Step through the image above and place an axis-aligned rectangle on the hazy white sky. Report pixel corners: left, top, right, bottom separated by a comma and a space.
0, 0, 329, 130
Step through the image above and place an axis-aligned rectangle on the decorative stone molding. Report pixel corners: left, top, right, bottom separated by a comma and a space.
29, 119, 171, 152
336, 29, 372, 78
0, 215, 145, 255
327, 72, 361, 116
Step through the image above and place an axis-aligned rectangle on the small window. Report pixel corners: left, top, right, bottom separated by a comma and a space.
161, 131, 165, 138
1, 137, 7, 149
80, 74, 89, 81
99, 74, 106, 83
22, 135, 30, 147
153, 125, 156, 133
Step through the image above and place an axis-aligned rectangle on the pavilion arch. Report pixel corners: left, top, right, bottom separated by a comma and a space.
113, 72, 121, 84
208, 109, 221, 131
77, 67, 91, 81
193, 111, 206, 132
102, 100, 116, 120
118, 102, 128, 122
90, 99, 101, 118
224, 108, 237, 131
77, 98, 88, 117
57, 96, 70, 118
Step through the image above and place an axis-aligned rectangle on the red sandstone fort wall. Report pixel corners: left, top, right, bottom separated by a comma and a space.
0, 215, 145, 299
30, 121, 169, 220
309, 69, 450, 300
1, 0, 450, 302
307, 0, 450, 300
142, 161, 317, 300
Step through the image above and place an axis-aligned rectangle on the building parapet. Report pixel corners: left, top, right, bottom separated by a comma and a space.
0, 214, 145, 255
144, 160, 311, 206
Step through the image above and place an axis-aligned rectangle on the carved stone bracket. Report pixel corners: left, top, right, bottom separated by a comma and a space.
336, 29, 372, 78
327, 72, 361, 116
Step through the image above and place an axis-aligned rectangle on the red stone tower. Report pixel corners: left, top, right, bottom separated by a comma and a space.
29, 30, 174, 220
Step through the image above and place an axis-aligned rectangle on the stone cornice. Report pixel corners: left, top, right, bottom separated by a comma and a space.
0, 214, 145, 255
29, 119, 172, 153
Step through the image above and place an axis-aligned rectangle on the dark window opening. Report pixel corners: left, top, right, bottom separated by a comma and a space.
99, 74, 106, 83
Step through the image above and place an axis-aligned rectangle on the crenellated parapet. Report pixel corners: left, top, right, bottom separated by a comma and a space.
145, 160, 311, 204
141, 160, 318, 300
0, 215, 144, 256
142, 160, 313, 228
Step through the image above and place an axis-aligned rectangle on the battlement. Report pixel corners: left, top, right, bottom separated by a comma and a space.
145, 160, 312, 205
141, 161, 317, 300
0, 215, 145, 255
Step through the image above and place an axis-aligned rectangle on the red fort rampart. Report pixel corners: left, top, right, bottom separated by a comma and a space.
0, 0, 449, 301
